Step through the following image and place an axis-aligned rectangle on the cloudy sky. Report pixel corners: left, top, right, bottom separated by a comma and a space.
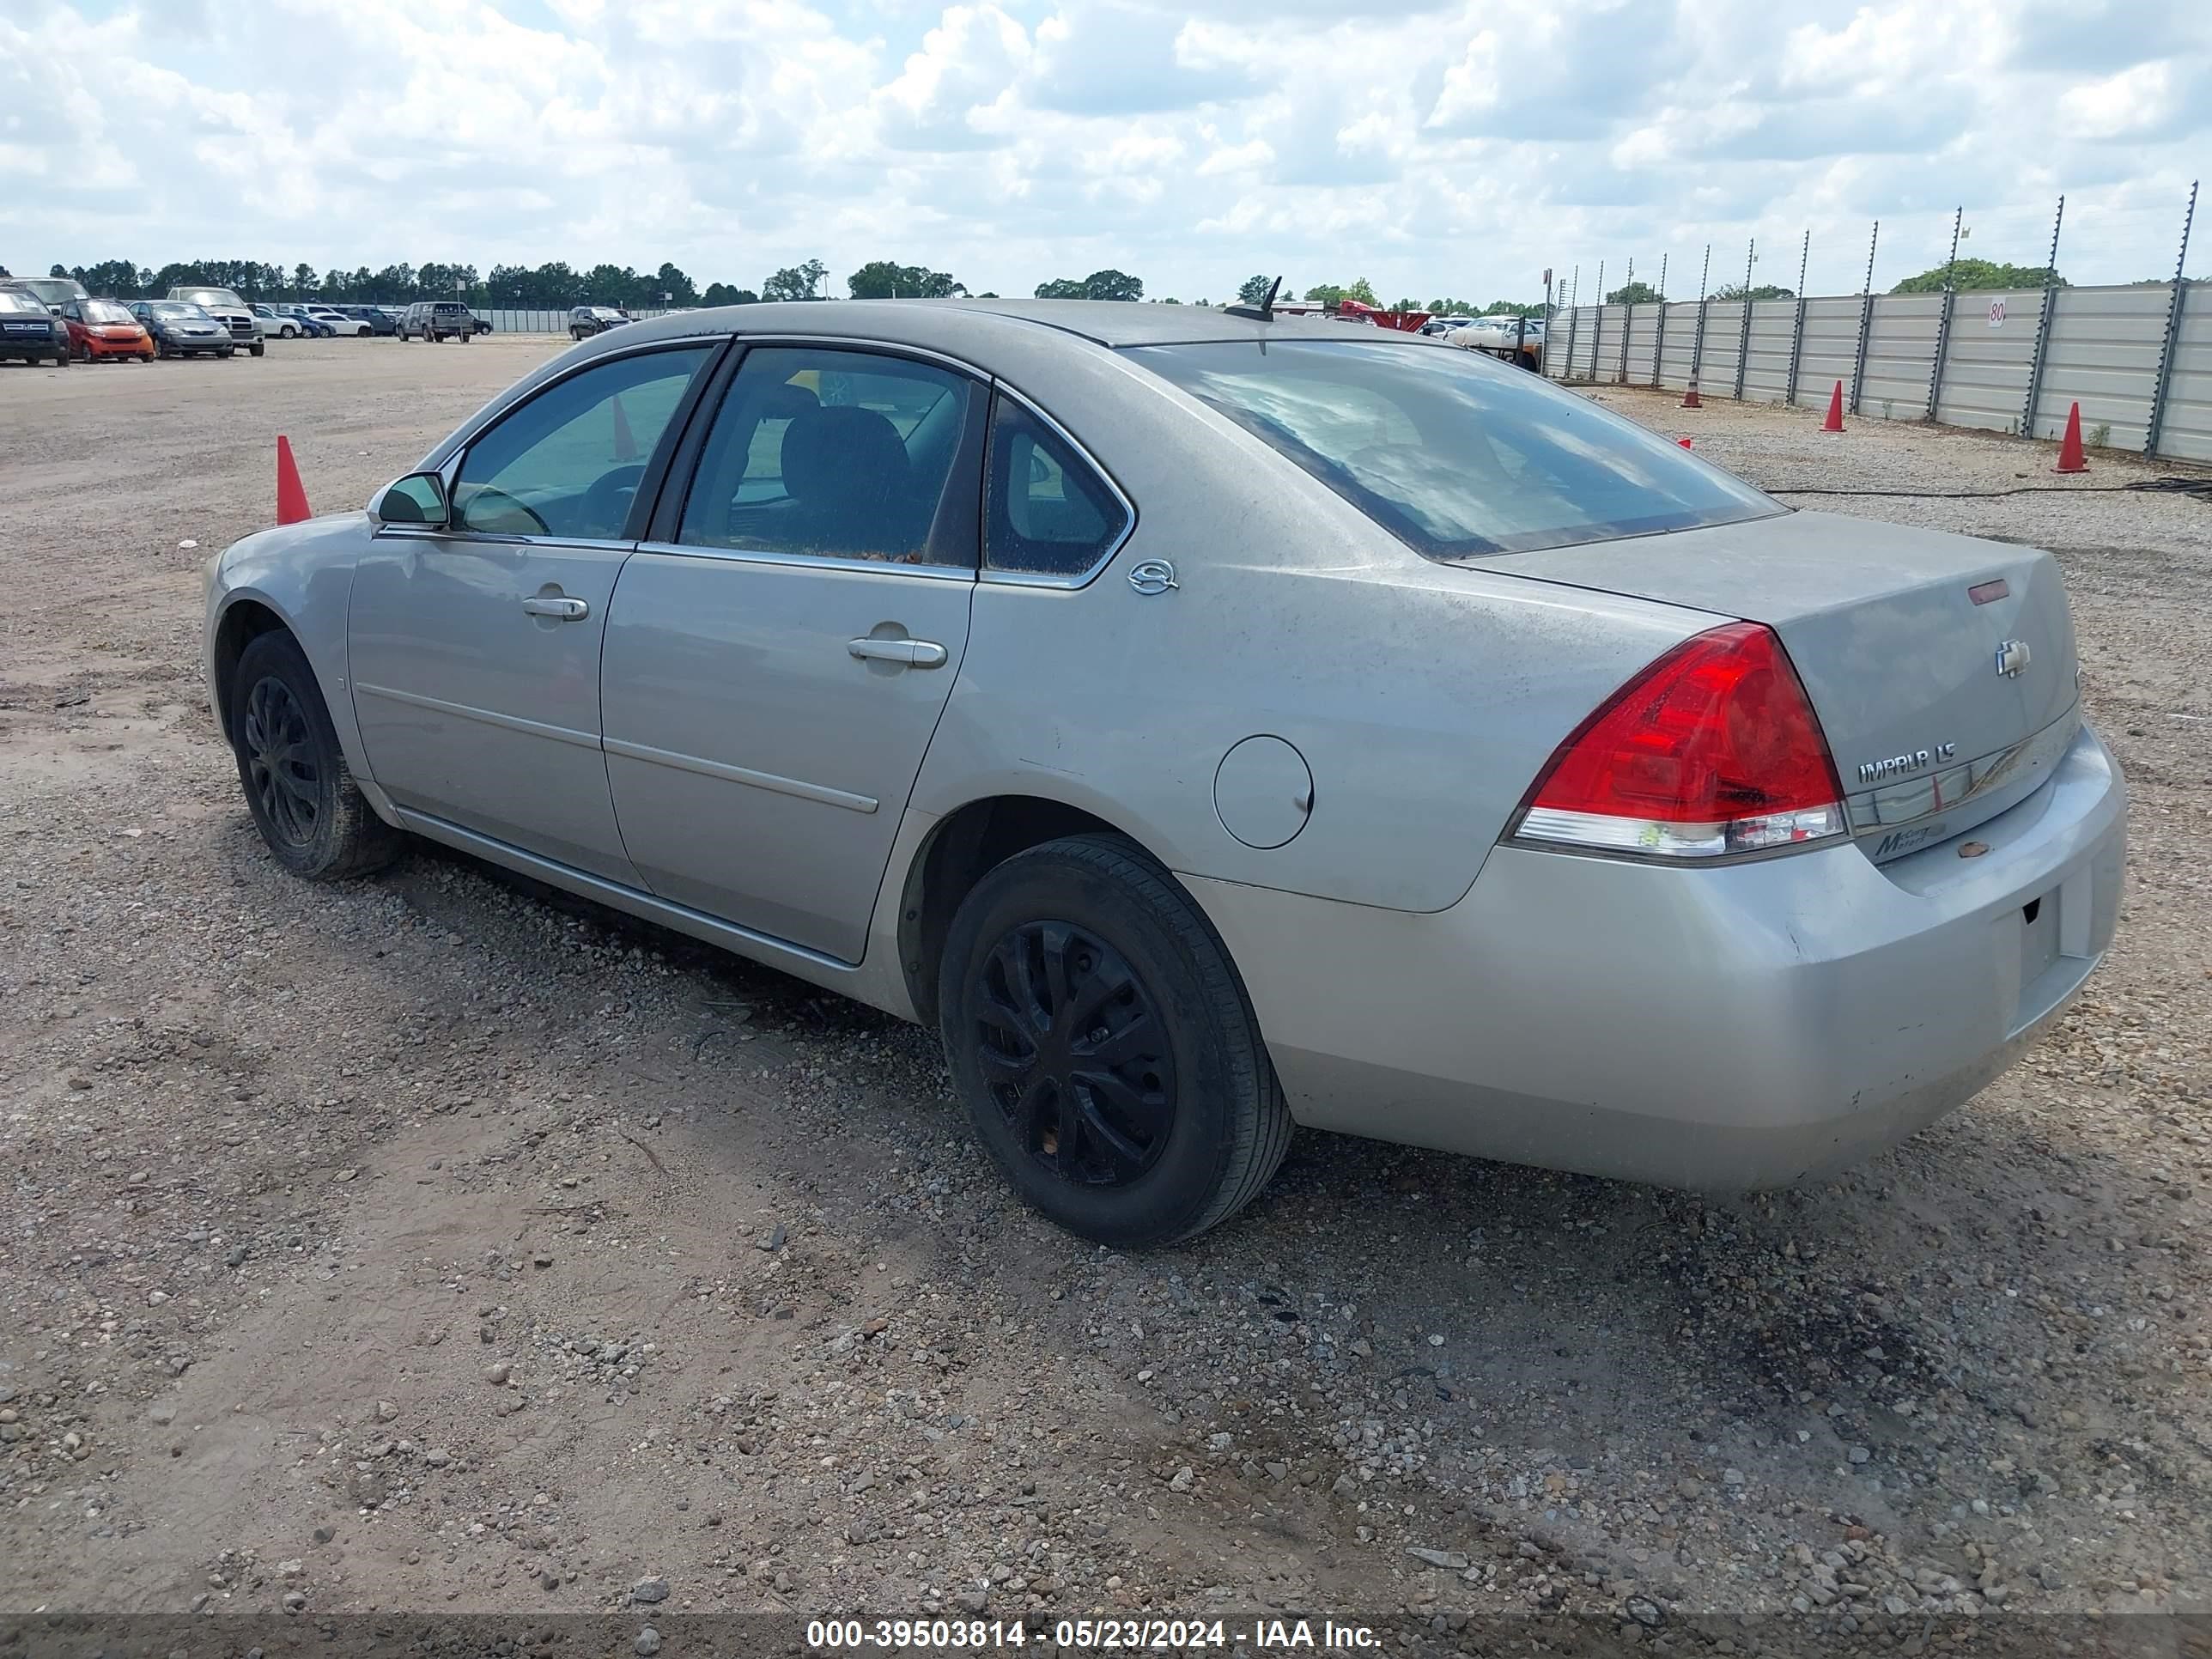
2, 0, 2207, 304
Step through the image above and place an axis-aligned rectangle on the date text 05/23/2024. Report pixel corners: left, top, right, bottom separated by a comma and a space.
806, 1618, 1382, 1650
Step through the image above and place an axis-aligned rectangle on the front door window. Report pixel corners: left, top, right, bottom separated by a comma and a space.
452, 347, 712, 541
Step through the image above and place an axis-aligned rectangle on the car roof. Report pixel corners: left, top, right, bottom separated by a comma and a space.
614, 297, 1425, 352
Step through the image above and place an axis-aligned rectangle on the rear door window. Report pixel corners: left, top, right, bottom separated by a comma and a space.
1127, 338, 1778, 559
674, 347, 982, 568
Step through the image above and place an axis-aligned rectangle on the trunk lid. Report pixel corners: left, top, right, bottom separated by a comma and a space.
1486, 510, 2081, 860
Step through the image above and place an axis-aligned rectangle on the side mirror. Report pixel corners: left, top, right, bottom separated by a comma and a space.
371, 471, 448, 529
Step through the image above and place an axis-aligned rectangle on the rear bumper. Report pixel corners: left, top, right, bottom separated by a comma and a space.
1190, 723, 2127, 1189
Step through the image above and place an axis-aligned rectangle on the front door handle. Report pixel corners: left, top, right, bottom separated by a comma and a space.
521, 595, 590, 622
848, 636, 948, 668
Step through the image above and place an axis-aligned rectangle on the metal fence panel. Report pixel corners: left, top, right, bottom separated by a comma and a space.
1626, 306, 1662, 383
2036, 284, 2175, 452
2157, 296, 2212, 463
1656, 303, 1699, 390
1858, 294, 1942, 420
1933, 289, 2045, 434
1543, 282, 2212, 459
1697, 301, 1743, 394
1590, 306, 1624, 380
1793, 297, 1861, 407
1742, 301, 1796, 403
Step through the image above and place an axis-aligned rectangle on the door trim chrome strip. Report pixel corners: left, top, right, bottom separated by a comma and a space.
628, 543, 975, 581
602, 735, 879, 813
354, 681, 600, 750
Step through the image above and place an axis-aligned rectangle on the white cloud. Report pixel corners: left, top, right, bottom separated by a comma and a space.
0, 0, 2207, 305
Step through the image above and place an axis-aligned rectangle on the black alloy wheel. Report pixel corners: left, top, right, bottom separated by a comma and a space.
241, 673, 319, 848
939, 835, 1291, 1247
228, 630, 400, 880
975, 920, 1176, 1187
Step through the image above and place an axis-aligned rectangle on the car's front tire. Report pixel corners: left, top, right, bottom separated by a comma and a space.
229, 631, 401, 882
249, 341, 264, 357
938, 835, 1291, 1248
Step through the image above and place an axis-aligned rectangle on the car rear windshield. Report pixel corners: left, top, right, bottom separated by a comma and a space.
1126, 338, 1780, 558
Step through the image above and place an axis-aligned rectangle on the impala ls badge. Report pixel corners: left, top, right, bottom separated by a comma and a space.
1857, 742, 1959, 785
1994, 638, 2032, 678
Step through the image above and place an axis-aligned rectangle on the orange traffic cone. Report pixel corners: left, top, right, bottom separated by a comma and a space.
611, 393, 637, 461
1822, 381, 1845, 433
276, 436, 311, 525
2054, 402, 2087, 473
1680, 380, 1702, 410
1678, 437, 1692, 447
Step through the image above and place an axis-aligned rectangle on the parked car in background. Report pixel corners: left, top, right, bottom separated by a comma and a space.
254, 304, 306, 339
61, 296, 155, 362
336, 304, 398, 337
399, 300, 477, 342
568, 303, 630, 339
132, 300, 234, 359
199, 299, 2127, 1247
301, 304, 370, 337
1420, 315, 1479, 337
0, 285, 71, 364
1448, 314, 1545, 368
167, 286, 266, 356
11, 274, 92, 314
276, 305, 337, 338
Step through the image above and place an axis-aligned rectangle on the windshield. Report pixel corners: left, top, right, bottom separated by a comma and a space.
82, 300, 136, 324
0, 290, 45, 314
151, 302, 210, 319
179, 289, 242, 307
1127, 338, 1779, 559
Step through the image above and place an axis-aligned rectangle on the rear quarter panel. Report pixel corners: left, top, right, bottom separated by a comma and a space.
912, 342, 1717, 912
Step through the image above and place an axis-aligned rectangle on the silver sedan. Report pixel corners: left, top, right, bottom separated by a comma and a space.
203, 300, 2127, 1246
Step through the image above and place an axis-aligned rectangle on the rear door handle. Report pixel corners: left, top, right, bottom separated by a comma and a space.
521, 595, 590, 621
848, 637, 948, 668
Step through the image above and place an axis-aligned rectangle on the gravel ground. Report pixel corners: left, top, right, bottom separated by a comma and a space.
2, 348, 2208, 1646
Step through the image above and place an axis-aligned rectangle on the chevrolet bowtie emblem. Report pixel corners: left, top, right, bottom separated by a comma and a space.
1994, 639, 2031, 678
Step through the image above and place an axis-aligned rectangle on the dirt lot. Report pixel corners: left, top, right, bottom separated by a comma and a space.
2, 342, 2209, 1644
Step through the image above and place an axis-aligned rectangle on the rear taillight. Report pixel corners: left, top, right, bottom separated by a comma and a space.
1513, 622, 1846, 860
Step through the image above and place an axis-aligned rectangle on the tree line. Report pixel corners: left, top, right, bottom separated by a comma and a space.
38, 257, 758, 309
19, 253, 1559, 313
1598, 258, 2092, 307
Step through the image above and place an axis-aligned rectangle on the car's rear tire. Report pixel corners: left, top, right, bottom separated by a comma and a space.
938, 834, 1291, 1248
229, 631, 402, 882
